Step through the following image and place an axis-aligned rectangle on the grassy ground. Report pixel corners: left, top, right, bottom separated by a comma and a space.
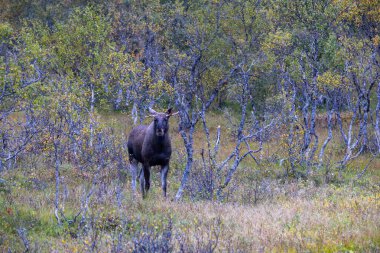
0, 112, 379, 252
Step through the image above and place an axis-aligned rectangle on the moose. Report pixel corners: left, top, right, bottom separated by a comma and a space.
127, 108, 177, 198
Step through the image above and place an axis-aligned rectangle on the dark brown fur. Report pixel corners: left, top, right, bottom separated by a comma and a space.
127, 108, 174, 198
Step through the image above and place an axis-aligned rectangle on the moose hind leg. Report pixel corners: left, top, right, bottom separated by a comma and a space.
161, 164, 169, 197
130, 159, 139, 193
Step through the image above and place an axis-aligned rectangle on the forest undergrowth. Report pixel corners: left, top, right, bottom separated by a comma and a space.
0, 113, 379, 252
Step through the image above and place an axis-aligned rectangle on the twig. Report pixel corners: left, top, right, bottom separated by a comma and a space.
17, 227, 30, 253
356, 156, 376, 180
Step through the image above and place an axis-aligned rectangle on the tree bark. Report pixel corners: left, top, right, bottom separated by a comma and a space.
375, 82, 380, 153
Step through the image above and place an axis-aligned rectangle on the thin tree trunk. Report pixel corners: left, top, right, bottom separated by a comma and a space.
319, 102, 333, 168
89, 83, 95, 148
307, 95, 319, 166
341, 101, 360, 168
54, 140, 61, 225
375, 82, 380, 153
175, 125, 195, 201
217, 80, 248, 199
287, 77, 297, 175
216, 71, 262, 200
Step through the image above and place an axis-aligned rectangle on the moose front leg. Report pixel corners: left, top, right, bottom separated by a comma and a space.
161, 164, 169, 197
139, 166, 145, 198
142, 164, 151, 198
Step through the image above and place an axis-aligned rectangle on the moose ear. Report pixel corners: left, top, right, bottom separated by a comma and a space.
149, 107, 157, 115
166, 108, 173, 116
166, 108, 179, 117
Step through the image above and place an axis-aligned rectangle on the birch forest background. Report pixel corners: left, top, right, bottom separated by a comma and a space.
0, 0, 379, 252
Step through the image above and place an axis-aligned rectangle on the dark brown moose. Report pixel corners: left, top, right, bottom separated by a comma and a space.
127, 108, 177, 198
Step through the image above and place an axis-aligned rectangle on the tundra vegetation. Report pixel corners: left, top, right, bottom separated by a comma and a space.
0, 0, 379, 252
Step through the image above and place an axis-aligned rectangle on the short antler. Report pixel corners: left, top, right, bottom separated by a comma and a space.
149, 107, 157, 115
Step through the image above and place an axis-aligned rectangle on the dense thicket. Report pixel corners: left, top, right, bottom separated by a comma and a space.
0, 0, 380, 181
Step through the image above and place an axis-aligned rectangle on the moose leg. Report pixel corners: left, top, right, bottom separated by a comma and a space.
130, 159, 139, 193
142, 164, 151, 197
139, 167, 146, 198
161, 164, 169, 197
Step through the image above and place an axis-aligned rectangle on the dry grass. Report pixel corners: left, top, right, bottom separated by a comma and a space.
1, 164, 379, 252
168, 188, 379, 251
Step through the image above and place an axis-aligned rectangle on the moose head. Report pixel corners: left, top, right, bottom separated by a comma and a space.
149, 108, 175, 137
